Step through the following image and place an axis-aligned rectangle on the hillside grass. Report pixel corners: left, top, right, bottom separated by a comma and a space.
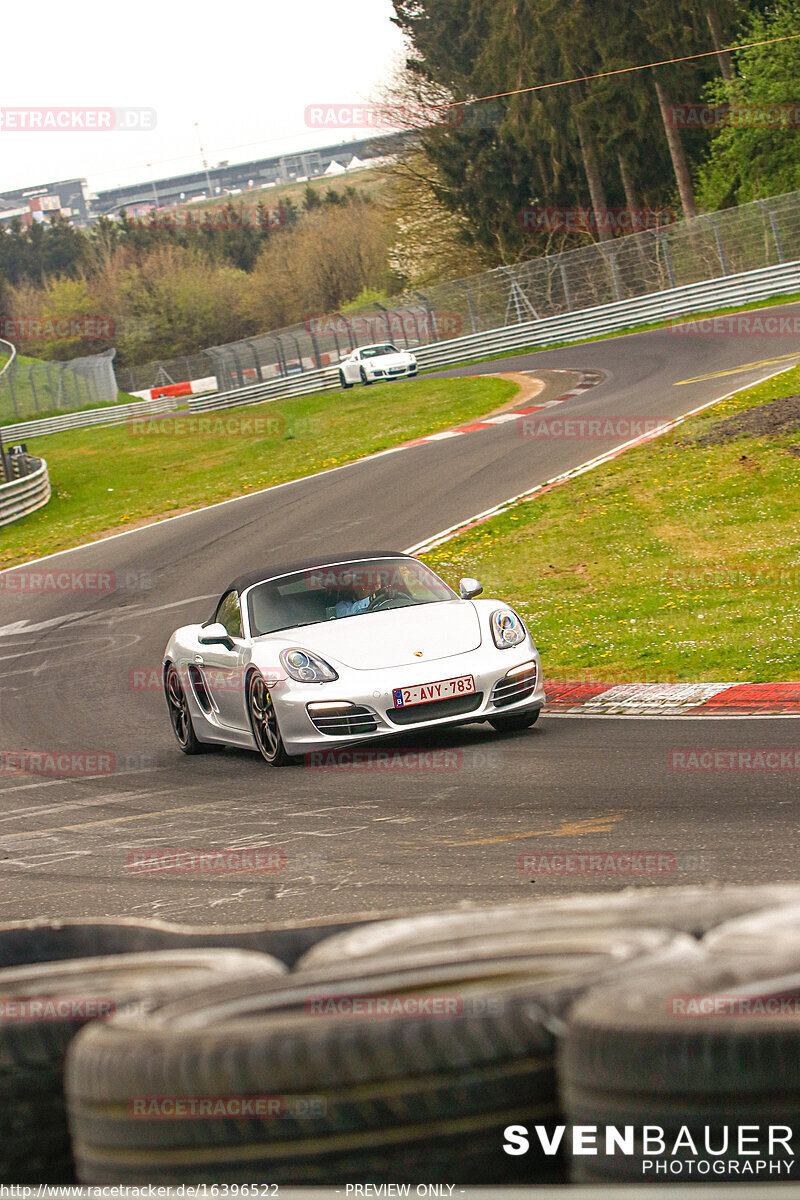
422, 367, 800, 683
0, 375, 516, 566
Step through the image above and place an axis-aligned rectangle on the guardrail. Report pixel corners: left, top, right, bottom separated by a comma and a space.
0, 337, 17, 481
0, 337, 54, 526
4, 257, 800, 440
1, 394, 180, 442
0, 456, 51, 527
187, 258, 800, 413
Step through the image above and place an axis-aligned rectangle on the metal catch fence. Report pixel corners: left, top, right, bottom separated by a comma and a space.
184, 188, 800, 393
0, 347, 118, 423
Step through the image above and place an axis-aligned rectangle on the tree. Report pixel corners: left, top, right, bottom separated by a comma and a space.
389, 0, 762, 246
696, 0, 800, 207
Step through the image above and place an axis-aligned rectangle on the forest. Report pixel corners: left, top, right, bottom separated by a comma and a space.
0, 0, 797, 369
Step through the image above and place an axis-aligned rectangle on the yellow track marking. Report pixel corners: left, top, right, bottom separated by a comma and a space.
445, 810, 626, 847
675, 352, 800, 385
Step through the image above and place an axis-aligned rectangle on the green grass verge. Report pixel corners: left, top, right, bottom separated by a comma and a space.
422, 367, 800, 684
0, 375, 517, 567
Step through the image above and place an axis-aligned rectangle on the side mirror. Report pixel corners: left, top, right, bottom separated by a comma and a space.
459, 578, 483, 599
199, 622, 235, 650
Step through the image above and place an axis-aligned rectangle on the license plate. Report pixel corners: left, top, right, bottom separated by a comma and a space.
393, 675, 475, 708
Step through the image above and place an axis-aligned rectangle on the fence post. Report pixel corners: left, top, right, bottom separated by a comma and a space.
698, 215, 729, 276
29, 364, 42, 413
501, 269, 539, 323
460, 281, 480, 333
602, 247, 624, 302
244, 340, 264, 383
228, 345, 246, 388
411, 291, 438, 342
757, 200, 785, 264
5, 359, 20, 419
655, 232, 677, 290
558, 259, 573, 313
307, 328, 323, 369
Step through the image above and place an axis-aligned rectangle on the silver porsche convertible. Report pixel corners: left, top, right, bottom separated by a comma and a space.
162, 552, 545, 765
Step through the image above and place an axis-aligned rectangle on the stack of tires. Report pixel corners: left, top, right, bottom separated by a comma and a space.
2, 886, 800, 1184
560, 900, 800, 1184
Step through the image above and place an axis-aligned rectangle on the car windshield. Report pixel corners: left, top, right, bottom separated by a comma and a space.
360, 344, 399, 358
246, 557, 457, 636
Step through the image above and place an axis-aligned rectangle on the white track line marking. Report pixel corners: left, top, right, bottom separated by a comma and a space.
544, 711, 800, 720
0, 374, 583, 574
404, 362, 800, 555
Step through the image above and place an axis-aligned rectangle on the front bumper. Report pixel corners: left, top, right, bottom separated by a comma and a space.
273, 644, 545, 754
370, 364, 417, 379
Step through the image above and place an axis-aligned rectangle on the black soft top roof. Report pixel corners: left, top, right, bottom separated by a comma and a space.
227, 551, 411, 596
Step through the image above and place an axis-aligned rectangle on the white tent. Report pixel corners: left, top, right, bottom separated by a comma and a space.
324, 159, 347, 176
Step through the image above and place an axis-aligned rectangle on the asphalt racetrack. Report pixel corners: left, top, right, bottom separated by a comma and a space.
1, 309, 799, 925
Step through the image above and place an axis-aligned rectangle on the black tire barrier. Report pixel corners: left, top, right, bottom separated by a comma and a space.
0, 912, 395, 971
0, 949, 285, 1184
296, 885, 800, 970
704, 901, 800, 958
65, 929, 696, 1185
559, 946, 800, 1183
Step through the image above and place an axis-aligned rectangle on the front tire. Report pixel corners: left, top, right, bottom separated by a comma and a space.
360, 367, 373, 386
247, 671, 290, 766
165, 664, 214, 754
489, 709, 541, 734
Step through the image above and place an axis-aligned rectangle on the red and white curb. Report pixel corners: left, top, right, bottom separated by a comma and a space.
544, 680, 800, 717
397, 370, 604, 449
127, 366, 597, 429
407, 361, 798, 555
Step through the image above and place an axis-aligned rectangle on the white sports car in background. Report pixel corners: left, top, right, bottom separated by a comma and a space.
338, 344, 418, 388
163, 552, 545, 766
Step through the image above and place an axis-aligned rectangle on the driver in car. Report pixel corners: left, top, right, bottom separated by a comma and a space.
333, 581, 377, 618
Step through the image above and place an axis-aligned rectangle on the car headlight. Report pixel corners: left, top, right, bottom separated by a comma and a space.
491, 609, 526, 649
280, 648, 338, 683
